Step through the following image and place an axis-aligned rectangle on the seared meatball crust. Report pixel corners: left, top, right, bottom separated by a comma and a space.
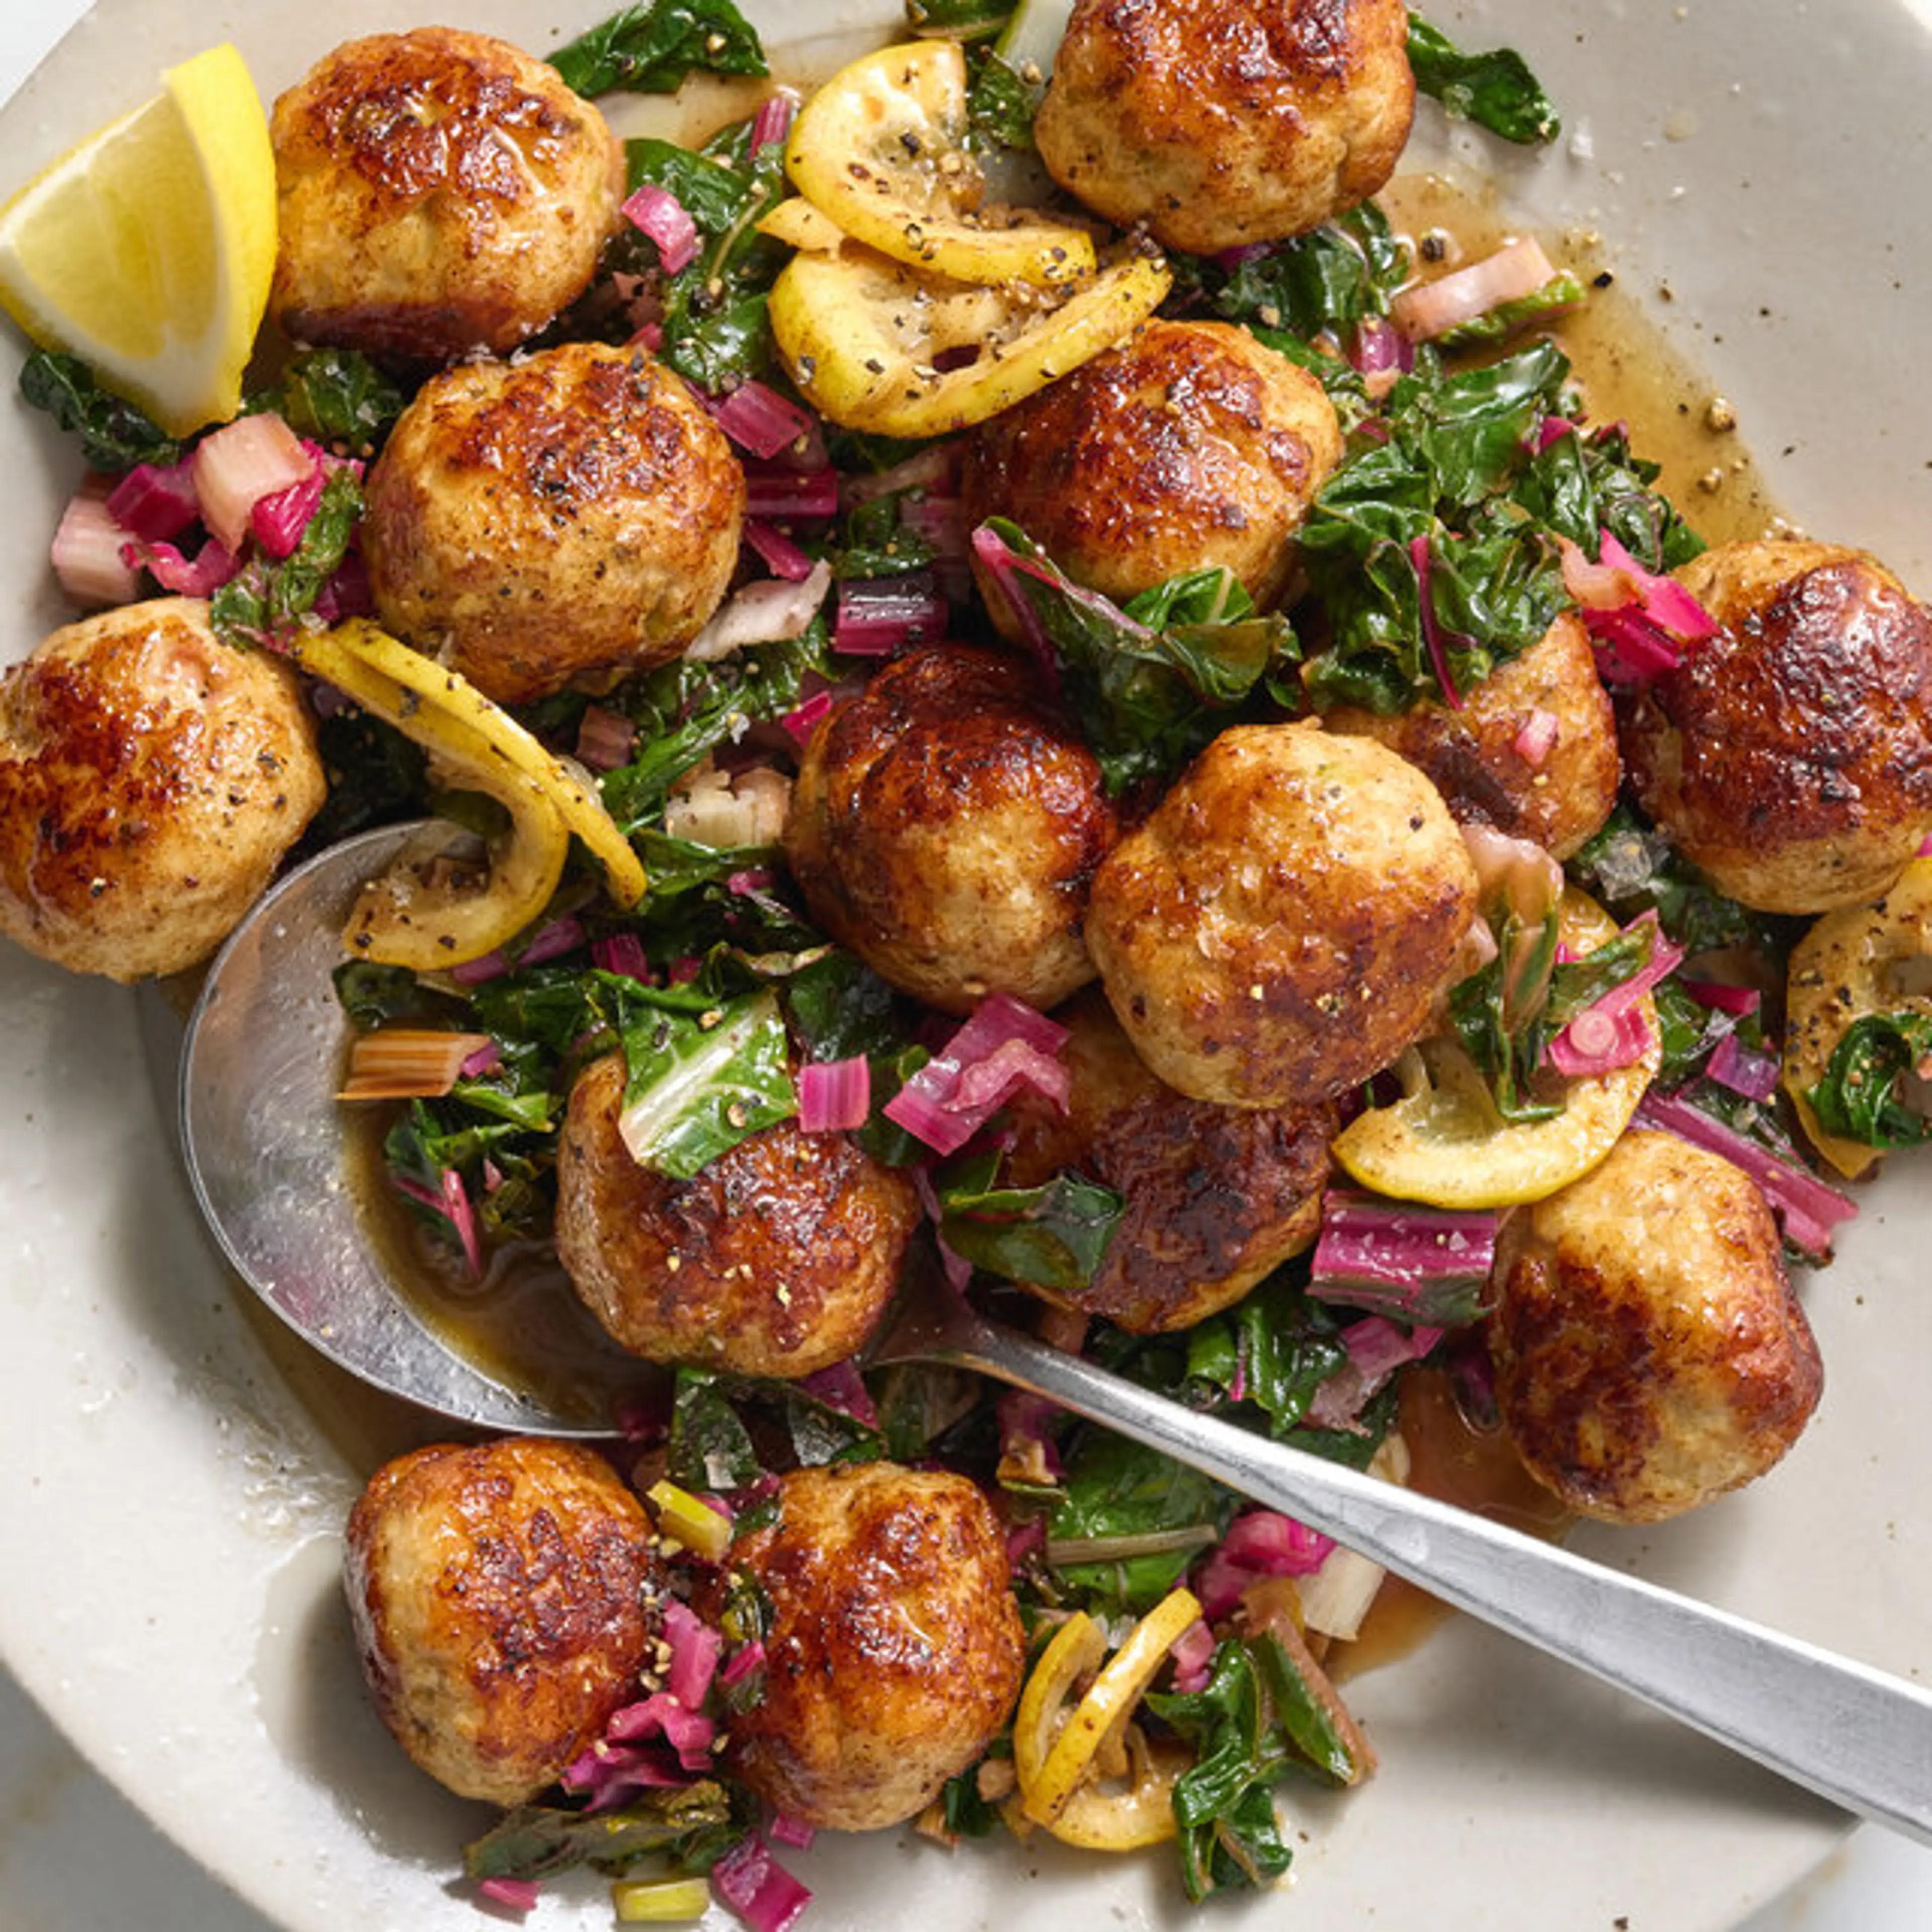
962, 320, 1342, 617
1617, 540, 1932, 914
1003, 989, 1335, 1331
1489, 1131, 1823, 1525
270, 27, 624, 362
344, 1437, 662, 1806
1323, 612, 1621, 861
710, 1463, 1024, 1831
1086, 722, 1477, 1107
362, 342, 745, 703
784, 645, 1118, 1014
555, 1053, 919, 1378
1036, 0, 1415, 253
0, 597, 325, 981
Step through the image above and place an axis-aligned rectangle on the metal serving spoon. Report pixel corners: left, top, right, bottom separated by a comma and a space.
179, 821, 1932, 1847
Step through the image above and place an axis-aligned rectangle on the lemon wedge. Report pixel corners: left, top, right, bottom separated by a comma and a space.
1333, 890, 1660, 1209
0, 43, 275, 436
784, 39, 1095, 288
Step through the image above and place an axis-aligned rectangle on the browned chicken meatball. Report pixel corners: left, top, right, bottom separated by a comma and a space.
1035, 0, 1414, 254
1617, 539, 1932, 914
1489, 1131, 1823, 1525
555, 1053, 919, 1378
361, 341, 745, 703
0, 598, 325, 981
1086, 722, 1476, 1107
1002, 989, 1335, 1331
1323, 612, 1622, 861
707, 1462, 1024, 1830
343, 1436, 662, 1806
962, 320, 1342, 618
784, 645, 1118, 1014
270, 28, 625, 362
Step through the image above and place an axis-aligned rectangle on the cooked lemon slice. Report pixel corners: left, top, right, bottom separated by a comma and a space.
290, 624, 646, 969
312, 620, 647, 912
769, 241, 1169, 439
1019, 1586, 1199, 1828
290, 630, 571, 969
0, 43, 274, 435
784, 39, 1094, 287
1783, 855, 1932, 1179
1010, 1589, 1198, 1850
756, 195, 847, 254
1333, 890, 1660, 1209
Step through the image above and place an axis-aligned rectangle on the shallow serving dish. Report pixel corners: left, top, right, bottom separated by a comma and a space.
1, 2, 1929, 1928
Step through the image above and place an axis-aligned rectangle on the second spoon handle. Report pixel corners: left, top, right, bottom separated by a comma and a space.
938, 1305, 1932, 1846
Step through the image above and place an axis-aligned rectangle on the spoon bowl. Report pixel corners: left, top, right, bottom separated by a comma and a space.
179, 819, 652, 1435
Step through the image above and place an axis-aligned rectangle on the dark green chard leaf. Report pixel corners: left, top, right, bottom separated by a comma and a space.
1144, 1639, 1296, 1900
1447, 907, 1663, 1123
1299, 342, 1596, 710
667, 1366, 765, 1492
780, 950, 933, 1165
1445, 903, 1563, 1122
630, 829, 778, 901
669, 1365, 884, 1488
937, 1754, 1007, 1838
1804, 1013, 1932, 1149
1147, 1628, 1372, 1901
384, 1099, 552, 1246
1405, 14, 1561, 145
1045, 1431, 1235, 1617
19, 349, 180, 470
624, 120, 789, 391
468, 963, 652, 1061
964, 45, 1040, 152
907, 0, 1016, 40
616, 985, 796, 1180
600, 629, 831, 828
210, 467, 364, 647
1513, 418, 1705, 570
1651, 975, 1738, 1086
1182, 1274, 1351, 1439
978, 520, 1297, 793
836, 487, 939, 580
1410, 339, 1563, 502
638, 879, 826, 974
1432, 270, 1587, 348
782, 950, 917, 1063
299, 709, 430, 853
775, 1378, 887, 1467
1249, 1629, 1370, 1786
1569, 802, 1780, 956
550, 0, 767, 97
936, 1154, 1125, 1292
1178, 203, 1411, 344
332, 961, 425, 1030
873, 1358, 985, 1462
248, 347, 406, 453
630, 135, 758, 231
465, 1784, 738, 1882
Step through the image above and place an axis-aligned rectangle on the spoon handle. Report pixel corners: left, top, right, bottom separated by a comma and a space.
941, 1307, 1932, 1846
